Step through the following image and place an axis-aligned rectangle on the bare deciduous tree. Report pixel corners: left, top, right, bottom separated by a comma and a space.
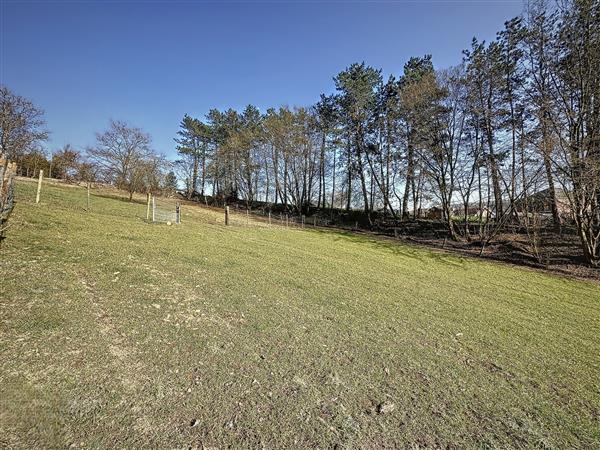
87, 120, 154, 200
0, 85, 48, 194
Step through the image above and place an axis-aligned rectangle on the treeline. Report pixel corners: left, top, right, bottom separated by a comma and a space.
0, 87, 178, 198
174, 1, 599, 265
1, 1, 598, 265
12, 144, 94, 182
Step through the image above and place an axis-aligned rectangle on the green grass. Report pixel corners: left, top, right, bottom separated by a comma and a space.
1, 178, 599, 449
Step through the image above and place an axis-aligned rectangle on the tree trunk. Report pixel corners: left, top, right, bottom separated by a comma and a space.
542, 141, 561, 232
402, 131, 415, 219
346, 138, 352, 211
192, 154, 199, 196
201, 147, 206, 196
331, 147, 336, 214
355, 137, 370, 219
318, 132, 325, 209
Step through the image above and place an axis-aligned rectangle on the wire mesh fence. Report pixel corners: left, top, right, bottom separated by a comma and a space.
149, 195, 181, 224
222, 204, 336, 230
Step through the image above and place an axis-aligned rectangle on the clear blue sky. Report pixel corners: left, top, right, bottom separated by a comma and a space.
1, 0, 523, 159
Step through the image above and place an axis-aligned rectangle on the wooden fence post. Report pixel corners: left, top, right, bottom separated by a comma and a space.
35, 169, 43, 203
146, 193, 151, 221
394, 228, 398, 239
246, 209, 249, 226
302, 215, 305, 228
86, 182, 91, 211
152, 195, 155, 222
176, 202, 181, 224
225, 206, 229, 225
268, 211, 271, 226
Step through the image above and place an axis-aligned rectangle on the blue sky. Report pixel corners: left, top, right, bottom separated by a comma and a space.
2, 0, 523, 159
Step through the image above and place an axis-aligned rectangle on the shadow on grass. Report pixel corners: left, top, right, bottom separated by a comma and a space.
93, 192, 147, 206
306, 225, 598, 280
307, 227, 468, 268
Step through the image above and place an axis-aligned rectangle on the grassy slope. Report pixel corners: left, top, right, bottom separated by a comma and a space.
1, 179, 599, 449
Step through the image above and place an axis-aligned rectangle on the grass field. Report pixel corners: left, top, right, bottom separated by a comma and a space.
1, 178, 599, 449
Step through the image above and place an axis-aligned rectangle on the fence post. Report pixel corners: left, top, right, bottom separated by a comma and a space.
302, 215, 305, 228
268, 211, 271, 226
146, 193, 151, 221
355, 221, 358, 230
246, 209, 249, 226
286, 214, 289, 227
152, 195, 155, 222
176, 202, 181, 224
394, 228, 398, 239
86, 182, 91, 211
35, 169, 43, 203
225, 206, 229, 225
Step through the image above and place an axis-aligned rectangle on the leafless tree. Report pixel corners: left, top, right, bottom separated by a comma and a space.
87, 120, 154, 200
0, 85, 48, 194
546, 0, 600, 265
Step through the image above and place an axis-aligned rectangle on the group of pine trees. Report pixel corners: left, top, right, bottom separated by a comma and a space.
174, 0, 599, 265
1, 1, 597, 265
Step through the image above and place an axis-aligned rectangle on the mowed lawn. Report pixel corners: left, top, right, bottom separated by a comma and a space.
1, 179, 599, 449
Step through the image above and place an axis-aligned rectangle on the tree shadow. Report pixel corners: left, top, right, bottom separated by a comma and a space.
308, 227, 454, 265
93, 192, 146, 206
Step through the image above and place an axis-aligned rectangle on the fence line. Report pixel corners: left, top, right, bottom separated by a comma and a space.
221, 205, 339, 231
23, 175, 557, 239
215, 202, 573, 243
